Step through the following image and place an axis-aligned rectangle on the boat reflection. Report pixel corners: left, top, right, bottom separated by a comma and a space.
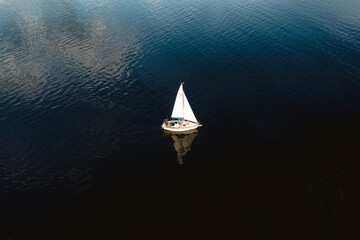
163, 129, 198, 165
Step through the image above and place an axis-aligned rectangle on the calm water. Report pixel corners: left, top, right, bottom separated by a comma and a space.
0, 0, 359, 239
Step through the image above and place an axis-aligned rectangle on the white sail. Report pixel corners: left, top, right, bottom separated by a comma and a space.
183, 92, 198, 123
171, 83, 198, 123
171, 84, 184, 119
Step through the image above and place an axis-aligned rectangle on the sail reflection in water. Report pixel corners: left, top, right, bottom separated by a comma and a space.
164, 130, 198, 165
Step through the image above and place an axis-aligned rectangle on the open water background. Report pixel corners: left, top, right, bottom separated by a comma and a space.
0, 0, 359, 239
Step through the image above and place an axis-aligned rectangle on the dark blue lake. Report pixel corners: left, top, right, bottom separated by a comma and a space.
0, 0, 358, 239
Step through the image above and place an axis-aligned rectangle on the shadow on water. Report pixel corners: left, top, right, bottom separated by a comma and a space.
163, 129, 198, 165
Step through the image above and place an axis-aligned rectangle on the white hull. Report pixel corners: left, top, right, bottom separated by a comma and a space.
161, 122, 201, 132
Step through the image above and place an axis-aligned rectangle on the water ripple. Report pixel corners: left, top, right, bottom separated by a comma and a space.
0, 1, 359, 236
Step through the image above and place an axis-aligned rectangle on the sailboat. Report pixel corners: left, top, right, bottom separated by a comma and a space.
161, 82, 202, 132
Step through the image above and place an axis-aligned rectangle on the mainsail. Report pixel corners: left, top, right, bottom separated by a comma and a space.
171, 83, 198, 123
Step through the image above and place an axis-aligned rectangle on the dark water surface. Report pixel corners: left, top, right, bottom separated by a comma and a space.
0, 0, 359, 239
